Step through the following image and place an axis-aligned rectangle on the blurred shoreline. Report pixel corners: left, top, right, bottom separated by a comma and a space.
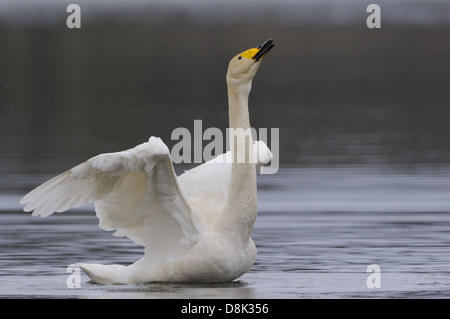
0, 0, 449, 27
1, 24, 449, 171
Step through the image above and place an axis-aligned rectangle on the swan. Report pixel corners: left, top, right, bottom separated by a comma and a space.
20, 39, 275, 284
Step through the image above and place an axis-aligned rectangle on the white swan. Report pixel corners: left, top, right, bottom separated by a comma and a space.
20, 39, 275, 284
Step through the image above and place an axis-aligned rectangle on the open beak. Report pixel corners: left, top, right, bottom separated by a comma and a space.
252, 39, 275, 62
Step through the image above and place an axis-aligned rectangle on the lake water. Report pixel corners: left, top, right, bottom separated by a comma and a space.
1, 166, 450, 299
0, 2, 449, 300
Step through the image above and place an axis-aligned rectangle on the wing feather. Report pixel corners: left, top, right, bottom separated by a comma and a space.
20, 137, 199, 253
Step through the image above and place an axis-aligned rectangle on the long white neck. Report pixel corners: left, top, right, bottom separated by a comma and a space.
217, 81, 257, 245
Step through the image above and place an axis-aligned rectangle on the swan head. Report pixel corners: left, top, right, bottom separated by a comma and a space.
226, 39, 275, 88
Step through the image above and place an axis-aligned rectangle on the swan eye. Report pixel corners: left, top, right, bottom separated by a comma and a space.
238, 56, 242, 60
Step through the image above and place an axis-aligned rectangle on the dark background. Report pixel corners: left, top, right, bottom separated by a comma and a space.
1, 0, 449, 183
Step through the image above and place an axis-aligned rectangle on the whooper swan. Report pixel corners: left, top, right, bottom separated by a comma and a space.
20, 39, 275, 284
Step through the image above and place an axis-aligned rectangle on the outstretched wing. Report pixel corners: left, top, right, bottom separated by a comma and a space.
20, 137, 200, 255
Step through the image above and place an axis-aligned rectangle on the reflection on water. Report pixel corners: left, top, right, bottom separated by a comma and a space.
1, 207, 450, 298
1, 165, 450, 298
257, 166, 450, 213
0, 4, 449, 298
1, 24, 449, 177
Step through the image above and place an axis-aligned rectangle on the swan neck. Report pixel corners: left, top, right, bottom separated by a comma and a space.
217, 81, 257, 244
227, 83, 251, 131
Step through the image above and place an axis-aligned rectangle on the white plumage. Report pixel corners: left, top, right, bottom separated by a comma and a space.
20, 39, 275, 284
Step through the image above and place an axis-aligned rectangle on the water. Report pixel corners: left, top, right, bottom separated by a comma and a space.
1, 166, 450, 298
0, 1, 449, 299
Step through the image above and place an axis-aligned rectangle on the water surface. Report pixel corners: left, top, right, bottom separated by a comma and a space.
0, 4, 449, 299
1, 166, 450, 298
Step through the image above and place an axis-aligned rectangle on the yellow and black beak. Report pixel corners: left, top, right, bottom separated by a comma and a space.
252, 39, 275, 62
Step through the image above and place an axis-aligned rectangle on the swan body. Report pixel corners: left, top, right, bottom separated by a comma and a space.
20, 39, 275, 284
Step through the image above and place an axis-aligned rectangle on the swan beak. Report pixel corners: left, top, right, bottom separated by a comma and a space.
252, 39, 275, 62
